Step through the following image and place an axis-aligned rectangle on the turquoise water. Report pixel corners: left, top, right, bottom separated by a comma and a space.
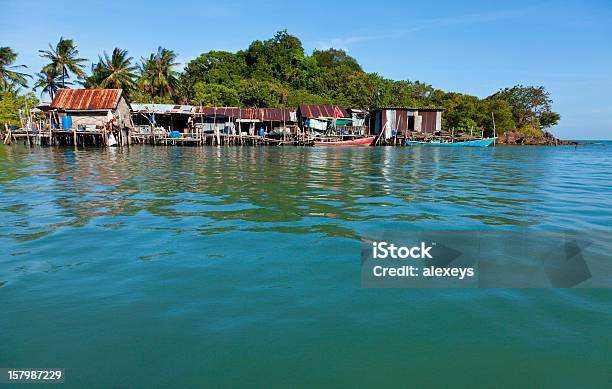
1, 144, 611, 388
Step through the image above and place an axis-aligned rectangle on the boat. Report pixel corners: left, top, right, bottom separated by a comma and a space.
406, 138, 496, 147
314, 136, 376, 146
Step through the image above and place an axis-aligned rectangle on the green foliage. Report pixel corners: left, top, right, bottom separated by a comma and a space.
494, 85, 560, 130
519, 123, 544, 136
173, 30, 561, 137
33, 67, 66, 100
39, 37, 87, 88
0, 47, 30, 91
137, 47, 180, 99
192, 82, 240, 106
377, 79, 435, 108
0, 89, 39, 126
479, 97, 516, 135
129, 89, 174, 104
285, 89, 332, 107
3, 32, 562, 138
455, 118, 482, 134
243, 30, 307, 87
183, 51, 245, 85
238, 79, 288, 107
86, 48, 138, 93
313, 48, 362, 71
433, 92, 480, 130
539, 111, 561, 128
180, 50, 246, 100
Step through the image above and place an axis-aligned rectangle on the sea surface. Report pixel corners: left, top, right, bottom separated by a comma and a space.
1, 143, 611, 388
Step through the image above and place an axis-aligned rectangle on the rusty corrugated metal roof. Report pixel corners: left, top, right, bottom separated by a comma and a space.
298, 104, 349, 118
372, 107, 445, 111
192, 107, 295, 122
50, 89, 123, 111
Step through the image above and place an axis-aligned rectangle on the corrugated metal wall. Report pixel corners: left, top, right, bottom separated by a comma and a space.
395, 110, 408, 133
369, 109, 442, 136
419, 111, 438, 133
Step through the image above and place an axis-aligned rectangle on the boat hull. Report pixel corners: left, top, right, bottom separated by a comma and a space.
314, 136, 375, 146
406, 138, 496, 147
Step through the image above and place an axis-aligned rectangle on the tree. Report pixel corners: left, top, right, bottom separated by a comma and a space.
87, 48, 137, 92
0, 47, 30, 91
494, 85, 560, 129
313, 48, 361, 72
285, 89, 332, 107
33, 68, 68, 100
243, 30, 308, 88
182, 51, 244, 86
340, 72, 382, 108
479, 97, 516, 135
539, 111, 561, 129
238, 79, 288, 107
432, 91, 480, 130
180, 51, 245, 101
0, 90, 38, 126
25, 29, 556, 137
376, 79, 434, 108
39, 37, 87, 88
138, 47, 180, 99
455, 117, 480, 134
192, 82, 240, 106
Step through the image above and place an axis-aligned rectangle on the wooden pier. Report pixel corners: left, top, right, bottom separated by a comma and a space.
3, 124, 130, 147
130, 131, 314, 146
3, 126, 494, 149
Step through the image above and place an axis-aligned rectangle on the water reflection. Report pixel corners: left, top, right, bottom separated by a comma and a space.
0, 144, 610, 247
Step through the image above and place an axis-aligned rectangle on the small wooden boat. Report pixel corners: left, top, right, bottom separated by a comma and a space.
314, 136, 376, 146
406, 138, 496, 147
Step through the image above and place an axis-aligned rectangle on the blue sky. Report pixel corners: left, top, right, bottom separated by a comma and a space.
2, 0, 611, 139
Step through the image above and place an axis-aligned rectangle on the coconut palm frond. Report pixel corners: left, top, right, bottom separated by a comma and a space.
38, 37, 87, 88
0, 46, 31, 91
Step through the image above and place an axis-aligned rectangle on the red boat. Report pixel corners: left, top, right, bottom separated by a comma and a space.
314, 136, 376, 146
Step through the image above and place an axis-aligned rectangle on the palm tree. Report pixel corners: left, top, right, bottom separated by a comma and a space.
39, 37, 87, 88
0, 46, 30, 91
138, 47, 179, 98
33, 68, 70, 100
88, 48, 137, 92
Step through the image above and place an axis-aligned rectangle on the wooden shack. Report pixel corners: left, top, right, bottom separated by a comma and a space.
369, 107, 444, 139
130, 103, 194, 142
51, 89, 132, 129
49, 89, 133, 146
192, 107, 297, 137
298, 104, 348, 132
297, 104, 368, 135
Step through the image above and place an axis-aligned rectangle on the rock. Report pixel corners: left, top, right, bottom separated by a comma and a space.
496, 131, 578, 146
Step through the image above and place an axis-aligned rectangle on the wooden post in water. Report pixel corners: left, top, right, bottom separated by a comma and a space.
491, 112, 497, 147
3, 124, 11, 145
48, 112, 53, 146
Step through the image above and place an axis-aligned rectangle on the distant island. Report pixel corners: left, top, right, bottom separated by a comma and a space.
1, 30, 562, 143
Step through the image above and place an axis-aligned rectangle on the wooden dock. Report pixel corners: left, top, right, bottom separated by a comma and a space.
3, 125, 130, 147
3, 125, 489, 149
130, 131, 314, 146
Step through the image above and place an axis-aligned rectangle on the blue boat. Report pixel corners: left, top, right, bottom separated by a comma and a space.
406, 138, 497, 147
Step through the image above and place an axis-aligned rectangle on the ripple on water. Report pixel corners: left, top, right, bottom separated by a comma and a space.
0, 144, 611, 387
